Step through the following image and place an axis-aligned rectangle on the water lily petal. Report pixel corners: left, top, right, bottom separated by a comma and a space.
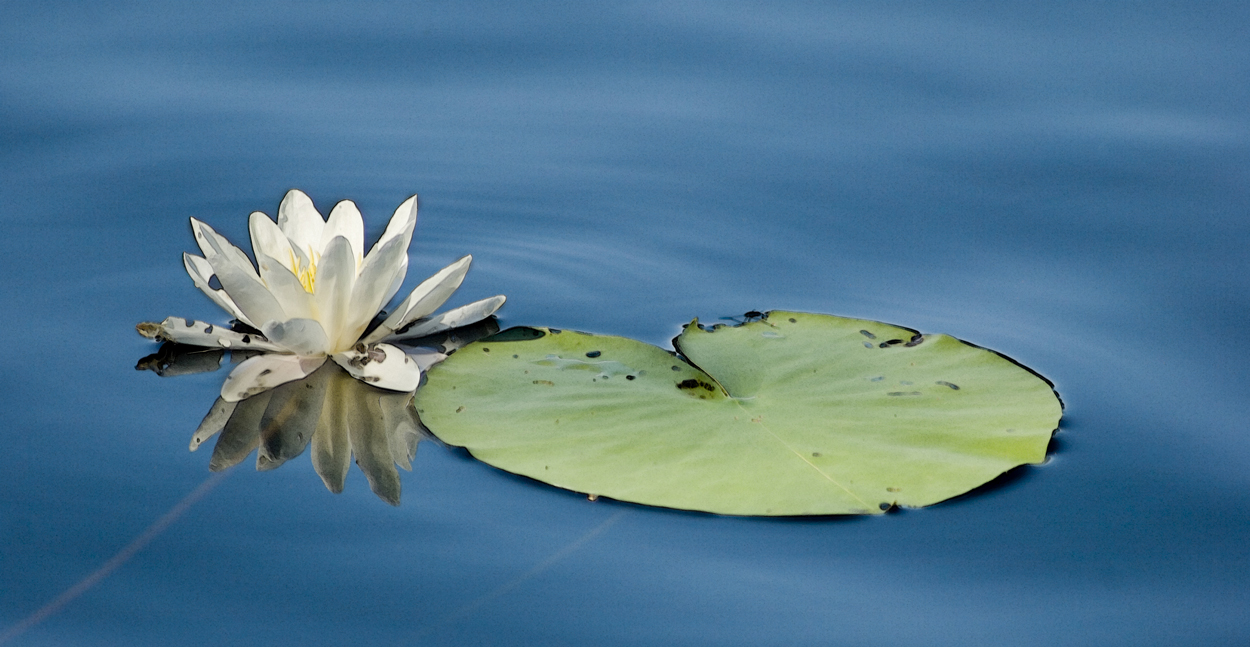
193, 218, 288, 327
360, 255, 472, 345
261, 318, 331, 356
248, 211, 297, 273
255, 253, 315, 321
137, 317, 284, 352
313, 236, 357, 352
383, 295, 506, 341
209, 390, 270, 471
220, 353, 326, 402
189, 219, 251, 269
349, 391, 402, 505
183, 253, 252, 325
361, 194, 418, 307
311, 368, 355, 493
256, 367, 330, 470
276, 189, 325, 258
345, 235, 408, 339
190, 397, 237, 451
331, 343, 422, 393
323, 200, 365, 268
408, 347, 449, 372
375, 194, 418, 255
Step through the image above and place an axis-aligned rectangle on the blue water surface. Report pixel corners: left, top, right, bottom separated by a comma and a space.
2, 2, 1248, 645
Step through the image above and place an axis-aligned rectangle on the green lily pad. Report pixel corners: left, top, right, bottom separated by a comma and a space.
416, 311, 1061, 516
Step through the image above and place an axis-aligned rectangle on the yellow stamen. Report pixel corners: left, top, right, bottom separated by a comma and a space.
289, 248, 319, 293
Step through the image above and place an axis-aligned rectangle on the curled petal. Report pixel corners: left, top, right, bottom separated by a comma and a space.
183, 253, 251, 326
331, 343, 421, 393
220, 353, 326, 402
383, 295, 506, 341
276, 189, 325, 258
136, 317, 283, 352
261, 318, 331, 356
361, 255, 471, 345
193, 218, 288, 327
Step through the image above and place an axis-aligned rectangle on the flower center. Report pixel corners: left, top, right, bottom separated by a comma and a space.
289, 248, 319, 293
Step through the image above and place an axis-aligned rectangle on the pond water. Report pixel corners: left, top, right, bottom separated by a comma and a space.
2, 2, 1248, 645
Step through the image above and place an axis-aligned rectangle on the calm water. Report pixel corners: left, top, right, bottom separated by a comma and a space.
2, 2, 1248, 645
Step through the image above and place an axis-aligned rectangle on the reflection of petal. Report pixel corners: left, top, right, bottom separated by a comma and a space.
385, 295, 506, 341
137, 317, 283, 352
351, 391, 402, 506
220, 353, 325, 402
312, 369, 355, 493
135, 343, 227, 377
190, 397, 236, 451
380, 391, 427, 471
209, 391, 271, 471
256, 364, 332, 470
332, 343, 421, 392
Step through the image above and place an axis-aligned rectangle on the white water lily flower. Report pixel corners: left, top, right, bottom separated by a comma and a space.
139, 189, 505, 402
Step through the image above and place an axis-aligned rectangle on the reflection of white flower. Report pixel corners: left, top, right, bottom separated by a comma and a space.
191, 361, 429, 505
139, 189, 504, 401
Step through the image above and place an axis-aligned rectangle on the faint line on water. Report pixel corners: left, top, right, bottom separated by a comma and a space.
0, 471, 228, 645
411, 509, 628, 642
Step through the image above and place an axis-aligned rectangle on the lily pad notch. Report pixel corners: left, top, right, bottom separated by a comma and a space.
416, 310, 1063, 516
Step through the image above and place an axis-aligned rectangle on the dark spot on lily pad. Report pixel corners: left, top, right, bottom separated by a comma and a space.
586, 350, 601, 358
937, 381, 960, 390
860, 330, 876, 339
